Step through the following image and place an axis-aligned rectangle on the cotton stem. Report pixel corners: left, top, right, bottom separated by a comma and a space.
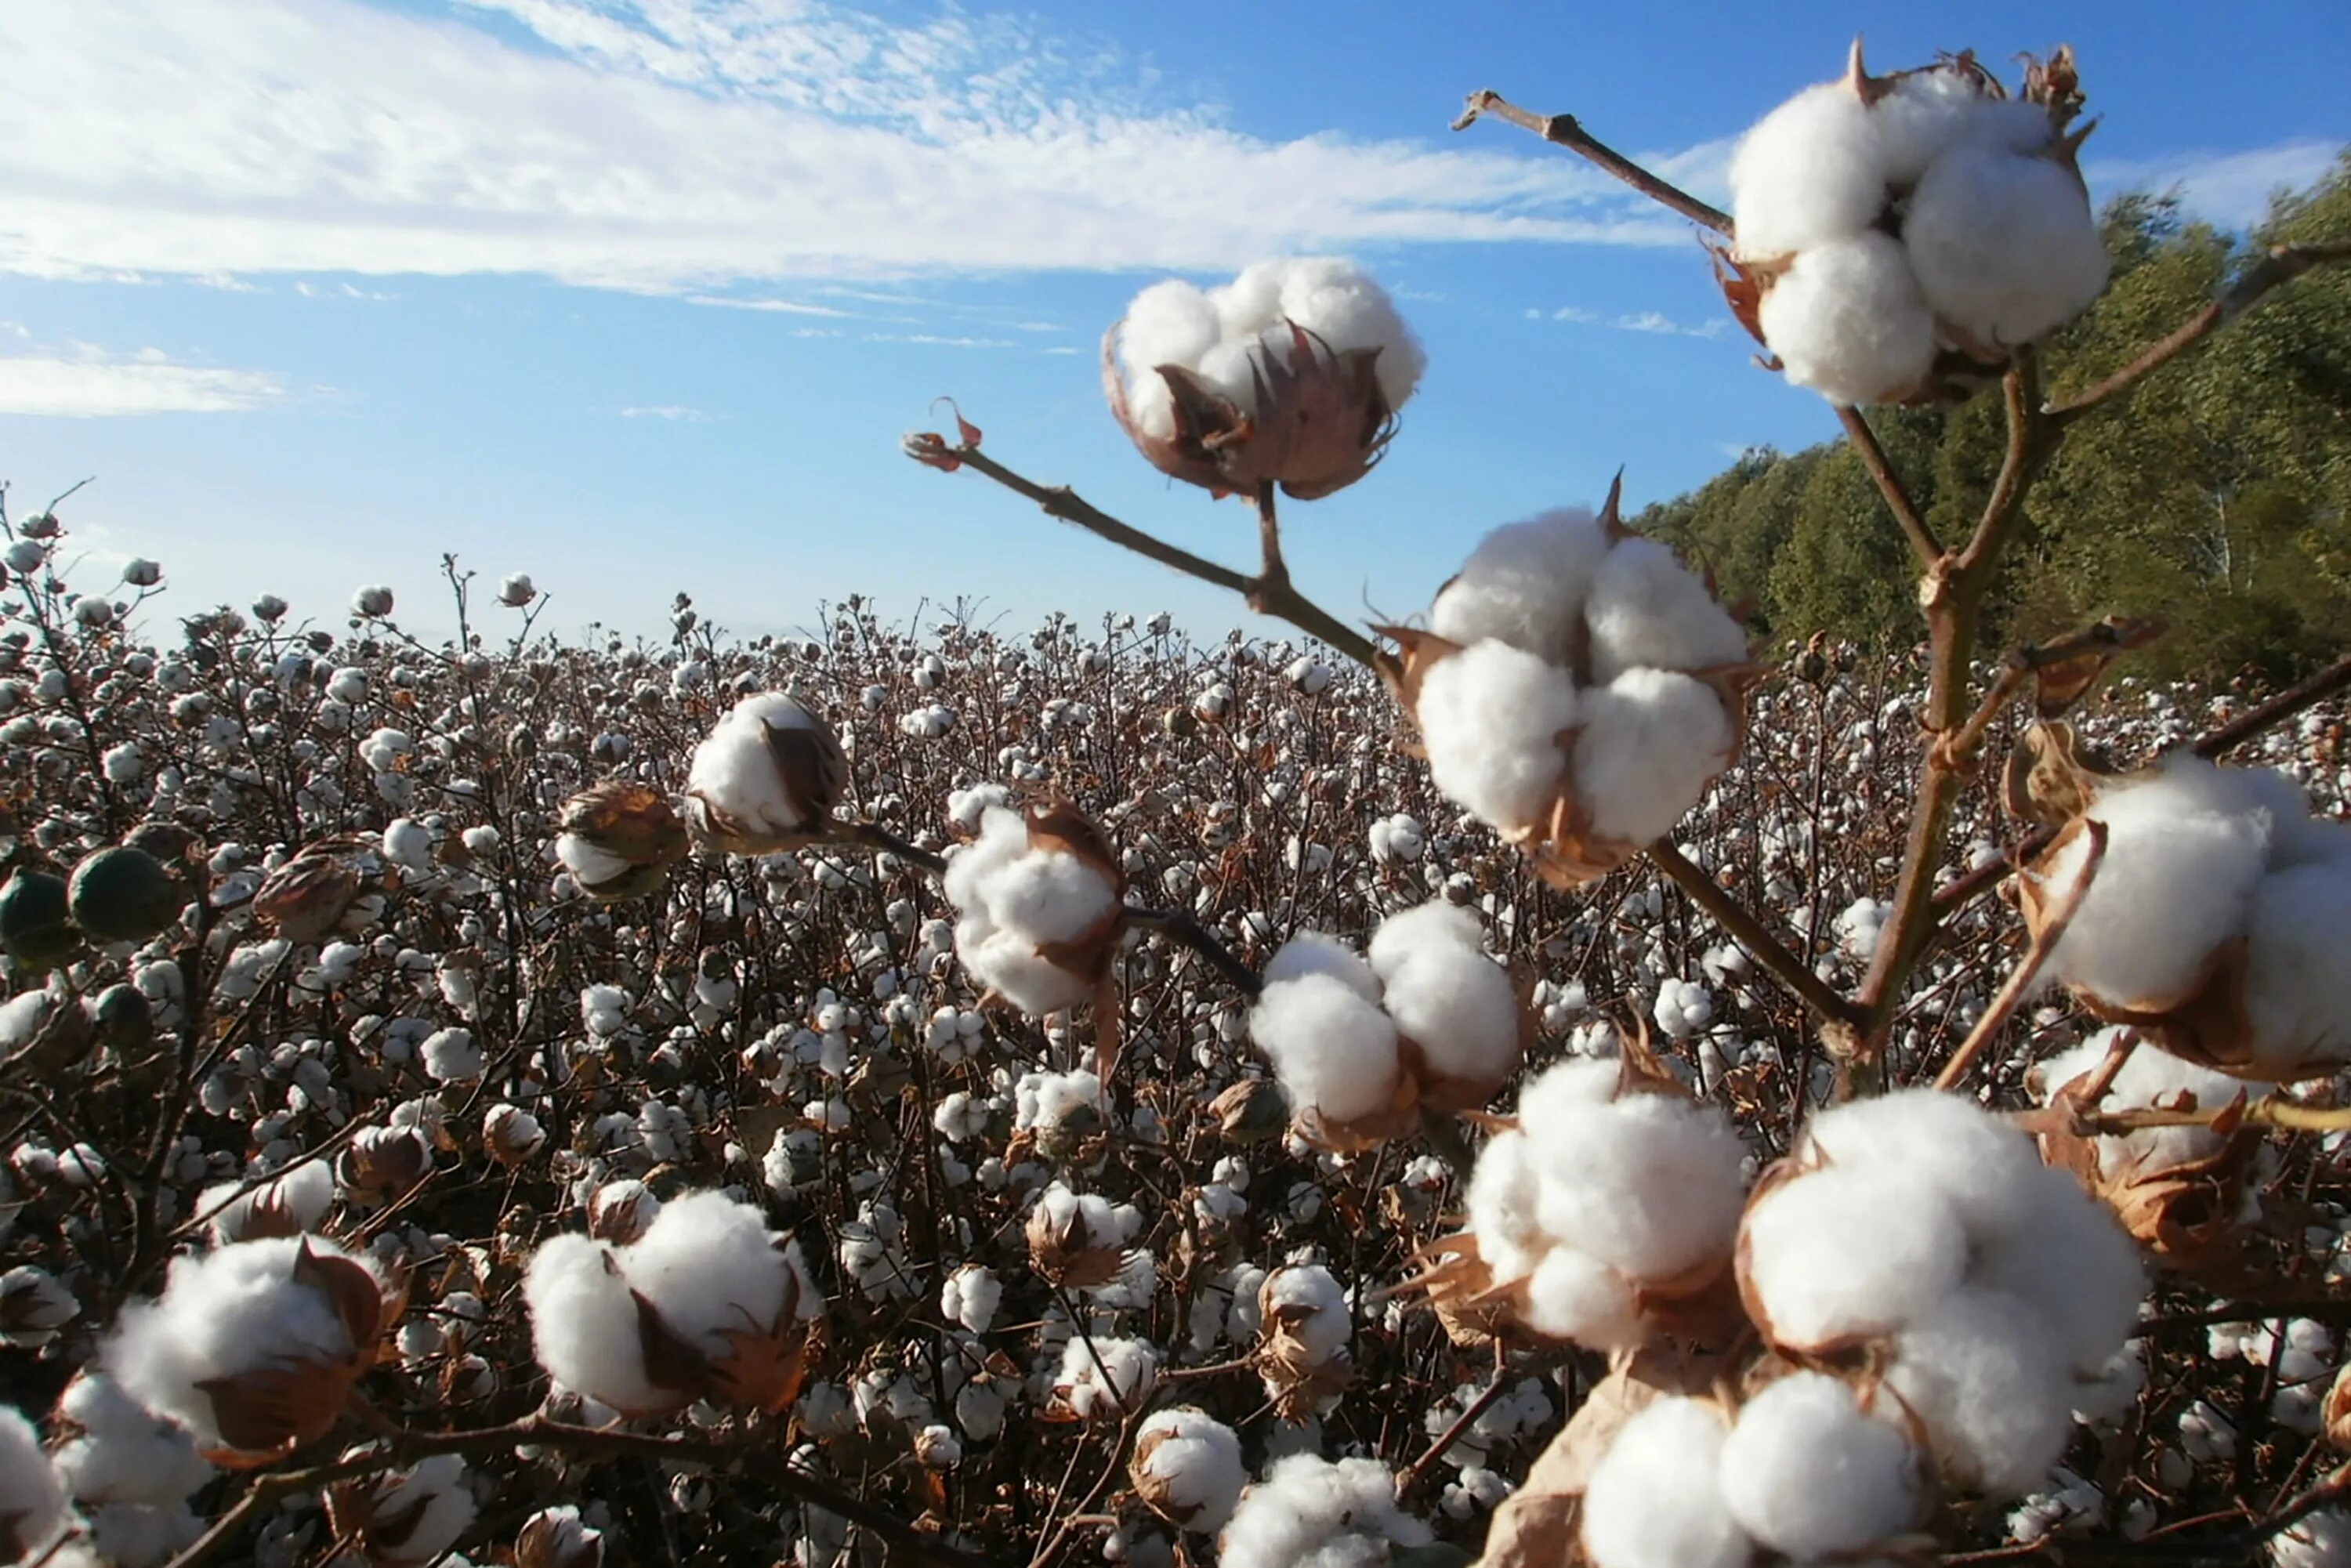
1451, 91, 1734, 234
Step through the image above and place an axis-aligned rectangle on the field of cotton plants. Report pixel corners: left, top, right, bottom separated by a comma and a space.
5, 35, 2351, 1568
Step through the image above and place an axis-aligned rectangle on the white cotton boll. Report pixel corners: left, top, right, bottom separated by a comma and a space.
1364, 900, 1483, 976
1584, 538, 1748, 685
420, 1027, 483, 1084
1527, 1093, 1747, 1281
1266, 255, 1426, 412
1759, 230, 1940, 406
0, 1404, 67, 1558
1802, 1089, 2045, 1238
201, 1160, 336, 1244
1219, 1454, 1431, 1568
1971, 1164, 2144, 1375
2273, 1509, 2351, 1568
2034, 1030, 2255, 1175
1904, 143, 2108, 348
1884, 1287, 2075, 1497
1135, 1408, 1246, 1534
1429, 508, 1612, 663
1058, 1335, 1157, 1416
354, 1454, 476, 1564
688, 692, 836, 838
1517, 1247, 1643, 1348
624, 1192, 815, 1360
2243, 863, 2351, 1073
1112, 279, 1223, 439
523, 1235, 665, 1411
102, 1237, 385, 1449
1573, 669, 1733, 847
1730, 81, 1892, 258
1581, 1396, 1746, 1568
1743, 1164, 1969, 1349
983, 848, 1121, 947
1262, 932, 1381, 1001
1262, 1265, 1349, 1364
1514, 1057, 1622, 1126
1249, 973, 1400, 1125
940, 1265, 1001, 1334
2045, 764, 2273, 1009
1719, 1372, 1922, 1558
1875, 72, 2052, 184
1463, 1132, 1549, 1283
53, 1371, 213, 1507
382, 818, 434, 871
1378, 940, 1520, 1086
1415, 641, 1578, 830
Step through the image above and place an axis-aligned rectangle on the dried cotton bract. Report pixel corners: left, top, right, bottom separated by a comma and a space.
522, 1190, 823, 1417
683, 693, 848, 855
1418, 1056, 1746, 1350
1389, 490, 1753, 886
2020, 749, 2351, 1081
1737, 1089, 2144, 1496
1248, 904, 1524, 1148
555, 780, 688, 900
1725, 45, 2106, 404
944, 802, 1125, 1018
1105, 258, 1424, 500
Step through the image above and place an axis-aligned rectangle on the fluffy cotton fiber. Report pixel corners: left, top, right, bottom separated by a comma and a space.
944, 804, 1122, 1016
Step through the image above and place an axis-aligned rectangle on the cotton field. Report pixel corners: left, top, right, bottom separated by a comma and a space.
6, 32, 2351, 1568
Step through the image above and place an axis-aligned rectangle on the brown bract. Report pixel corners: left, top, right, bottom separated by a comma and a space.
1129, 1420, 1220, 1530
324, 1467, 448, 1566
1024, 1196, 1131, 1290
2027, 1070, 2259, 1273
558, 780, 689, 896
197, 1240, 404, 1465
1103, 320, 1399, 502
685, 711, 850, 856
253, 838, 369, 942
516, 1512, 606, 1568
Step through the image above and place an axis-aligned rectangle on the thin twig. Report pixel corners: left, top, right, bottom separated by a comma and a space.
1647, 840, 1865, 1030
2195, 649, 2351, 762
844, 819, 950, 875
1835, 406, 1941, 570
1935, 820, 2106, 1091
1124, 907, 1263, 999
1451, 91, 1733, 234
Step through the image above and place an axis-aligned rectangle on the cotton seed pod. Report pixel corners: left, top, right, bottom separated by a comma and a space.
197, 1240, 404, 1462
252, 840, 368, 943
1129, 1408, 1246, 1534
556, 780, 689, 900
683, 692, 849, 855
629, 1239, 821, 1414
1023, 1188, 1131, 1290
67, 845, 188, 943
1209, 1077, 1291, 1144
484, 1104, 549, 1168
339, 1125, 436, 1202
588, 1181, 662, 1245
324, 1454, 476, 1566
1255, 1267, 1356, 1422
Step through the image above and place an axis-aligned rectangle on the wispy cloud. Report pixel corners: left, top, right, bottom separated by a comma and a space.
617, 404, 711, 421
2087, 139, 2343, 230
1531, 305, 1729, 339
0, 346, 287, 416
294, 280, 397, 301
0, 0, 1696, 292
686, 295, 859, 318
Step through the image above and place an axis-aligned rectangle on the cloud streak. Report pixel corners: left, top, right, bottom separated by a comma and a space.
0, 349, 287, 417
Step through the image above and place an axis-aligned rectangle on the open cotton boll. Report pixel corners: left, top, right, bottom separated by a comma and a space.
52, 1372, 213, 1508
1904, 143, 2109, 349
1874, 73, 2052, 184
1581, 1396, 1747, 1568
2034, 1030, 2256, 1175
1248, 974, 1400, 1125
0, 1404, 68, 1561
348, 1454, 477, 1565
2243, 862, 2351, 1073
1730, 81, 1892, 259
1462, 1131, 1549, 1282
102, 1237, 386, 1449
686, 692, 840, 840
1802, 1088, 2046, 1237
1114, 280, 1224, 439
1517, 1246, 1644, 1348
1884, 1287, 2077, 1497
1969, 1164, 2145, 1374
940, 1265, 1002, 1334
1219, 1454, 1431, 1568
1415, 642, 1580, 831
1572, 668, 1734, 847
1526, 1092, 1748, 1280
1262, 1265, 1351, 1365
1742, 1164, 1970, 1349
1429, 508, 1612, 662
1378, 940, 1520, 1086
1584, 539, 1749, 685
2273, 1509, 2351, 1568
619, 1191, 817, 1357
1759, 231, 1940, 406
1365, 900, 1486, 977
1720, 1372, 1922, 1558
2043, 773, 2273, 1009
521, 1234, 670, 1414
1057, 1334, 1157, 1416
199, 1159, 335, 1244
1221, 256, 1427, 414
1134, 1408, 1247, 1534
1261, 932, 1381, 1001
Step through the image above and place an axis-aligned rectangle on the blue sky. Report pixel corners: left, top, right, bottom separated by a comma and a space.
1, 0, 2343, 646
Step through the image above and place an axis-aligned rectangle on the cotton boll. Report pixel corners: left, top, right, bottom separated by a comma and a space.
1262, 932, 1381, 1001
1267, 255, 1427, 412
1584, 538, 1749, 685
0, 1404, 67, 1559
1971, 1164, 2145, 1374
1378, 939, 1520, 1086
1512, 1056, 1622, 1126
1758, 231, 1940, 406
1057, 1334, 1157, 1416
2273, 1509, 2351, 1568
2243, 862, 2351, 1073
1874, 71, 2052, 185
1462, 1131, 1549, 1283
1415, 642, 1578, 830
686, 691, 841, 842
1802, 1089, 2046, 1239
1573, 668, 1733, 847
1904, 143, 2109, 348
1743, 1164, 1970, 1349
2045, 768, 2273, 1010
2033, 1030, 2253, 1175
1719, 1372, 1922, 1558
1581, 1396, 1747, 1568
1730, 81, 1893, 258
1884, 1287, 2075, 1497
1527, 1093, 1747, 1280
1248, 974, 1400, 1125
1133, 1408, 1247, 1534
1429, 508, 1612, 663
1517, 1247, 1643, 1348
1219, 1454, 1430, 1568
521, 1235, 668, 1414
1365, 900, 1484, 977
1114, 281, 1223, 439
940, 1265, 1002, 1334
622, 1192, 810, 1360
981, 849, 1121, 948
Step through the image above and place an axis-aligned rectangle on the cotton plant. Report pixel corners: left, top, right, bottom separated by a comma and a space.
522, 1190, 823, 1416
683, 692, 849, 855
1105, 258, 1425, 501
1247, 904, 1525, 1148
1721, 42, 2106, 404
1386, 489, 1754, 885
943, 799, 1126, 1019
1254, 1263, 1353, 1419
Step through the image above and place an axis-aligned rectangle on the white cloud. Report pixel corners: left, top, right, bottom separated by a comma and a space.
617, 404, 710, 421
0, 0, 1694, 292
1541, 305, 1727, 339
0, 348, 287, 416
2087, 139, 2343, 230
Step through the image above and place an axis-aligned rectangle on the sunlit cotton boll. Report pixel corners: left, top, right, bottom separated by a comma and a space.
1248, 970, 1399, 1127
1756, 231, 1940, 406
1219, 1454, 1430, 1568
1429, 506, 1612, 664
1717, 1371, 1924, 1558
0, 1404, 68, 1559
1364, 903, 1520, 1086
1728, 79, 1891, 259
1581, 1396, 1747, 1568
1570, 668, 1735, 847
943, 805, 1122, 1016
1415, 641, 1578, 831
1903, 140, 2109, 349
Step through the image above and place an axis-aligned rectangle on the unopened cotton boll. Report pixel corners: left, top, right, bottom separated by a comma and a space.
1719, 1372, 1923, 1558
1581, 1396, 1746, 1568
1415, 641, 1578, 830
1904, 141, 2108, 349
1757, 231, 1939, 406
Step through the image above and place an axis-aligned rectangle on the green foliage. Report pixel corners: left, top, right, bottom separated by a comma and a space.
1632, 151, 2351, 679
